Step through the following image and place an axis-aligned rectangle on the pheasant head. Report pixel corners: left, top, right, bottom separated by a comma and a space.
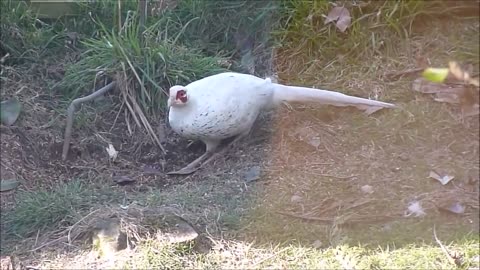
168, 85, 188, 107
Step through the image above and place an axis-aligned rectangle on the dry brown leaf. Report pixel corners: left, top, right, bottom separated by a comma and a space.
412, 78, 467, 104
438, 202, 466, 215
405, 201, 426, 217
449, 61, 479, 87
360, 185, 374, 194
325, 6, 352, 32
429, 171, 455, 185
363, 106, 384, 115
106, 143, 118, 161
113, 175, 136, 185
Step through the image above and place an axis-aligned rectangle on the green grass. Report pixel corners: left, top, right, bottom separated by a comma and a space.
0, 0, 66, 62
3, 181, 94, 237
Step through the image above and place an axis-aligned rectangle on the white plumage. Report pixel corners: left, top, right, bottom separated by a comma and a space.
167, 72, 396, 174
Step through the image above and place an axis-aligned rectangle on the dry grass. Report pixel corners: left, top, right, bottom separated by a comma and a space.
237, 17, 479, 248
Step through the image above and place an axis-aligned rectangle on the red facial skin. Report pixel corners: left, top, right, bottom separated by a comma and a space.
176, 90, 188, 103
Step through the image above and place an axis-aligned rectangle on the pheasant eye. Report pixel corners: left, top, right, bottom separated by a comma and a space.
176, 90, 185, 98
176, 90, 188, 102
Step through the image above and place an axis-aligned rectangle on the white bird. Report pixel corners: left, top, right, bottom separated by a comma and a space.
167, 72, 396, 174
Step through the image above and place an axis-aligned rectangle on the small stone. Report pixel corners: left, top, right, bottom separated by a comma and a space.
398, 153, 409, 161
391, 167, 401, 172
244, 166, 261, 182
290, 194, 303, 203
312, 240, 323, 248
360, 185, 374, 194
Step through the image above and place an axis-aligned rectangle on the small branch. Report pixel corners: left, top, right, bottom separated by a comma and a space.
62, 82, 116, 161
28, 235, 67, 253
383, 67, 424, 81
433, 225, 461, 267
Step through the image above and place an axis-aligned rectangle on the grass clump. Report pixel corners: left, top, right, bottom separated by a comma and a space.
59, 0, 282, 106
0, 0, 69, 63
59, 13, 227, 112
3, 181, 94, 238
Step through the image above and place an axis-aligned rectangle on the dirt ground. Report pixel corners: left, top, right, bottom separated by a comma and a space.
0, 17, 479, 268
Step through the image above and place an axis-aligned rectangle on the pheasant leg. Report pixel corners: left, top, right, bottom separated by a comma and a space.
200, 130, 251, 167
167, 140, 220, 175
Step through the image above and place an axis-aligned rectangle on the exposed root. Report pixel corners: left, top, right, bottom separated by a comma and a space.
62, 82, 117, 160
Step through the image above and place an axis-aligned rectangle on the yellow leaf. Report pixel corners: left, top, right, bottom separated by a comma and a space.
422, 68, 449, 83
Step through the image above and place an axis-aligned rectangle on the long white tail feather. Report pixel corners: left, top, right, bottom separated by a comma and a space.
271, 83, 396, 109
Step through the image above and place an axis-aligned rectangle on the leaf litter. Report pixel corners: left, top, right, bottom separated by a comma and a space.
413, 61, 479, 118
0, 98, 22, 126
405, 201, 426, 217
324, 6, 352, 33
429, 170, 455, 185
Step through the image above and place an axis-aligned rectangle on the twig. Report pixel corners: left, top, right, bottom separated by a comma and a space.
0, 53, 10, 64
67, 209, 101, 244
62, 82, 116, 160
277, 211, 333, 222
383, 68, 424, 81
303, 171, 359, 179
28, 236, 67, 253
433, 225, 461, 267
252, 247, 289, 267
277, 211, 394, 225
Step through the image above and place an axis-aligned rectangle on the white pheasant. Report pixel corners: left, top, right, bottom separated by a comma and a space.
167, 72, 396, 174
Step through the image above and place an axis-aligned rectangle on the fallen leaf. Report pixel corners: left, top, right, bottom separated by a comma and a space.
290, 194, 303, 203
364, 106, 384, 115
143, 165, 162, 175
412, 78, 466, 104
405, 201, 426, 217
0, 179, 20, 192
422, 67, 450, 83
307, 137, 321, 148
0, 98, 21, 126
429, 171, 455, 185
245, 166, 261, 182
440, 202, 466, 215
324, 6, 343, 24
360, 185, 374, 194
324, 6, 352, 32
433, 92, 461, 104
289, 125, 321, 149
106, 143, 118, 161
113, 175, 135, 186
449, 61, 479, 87
312, 240, 323, 248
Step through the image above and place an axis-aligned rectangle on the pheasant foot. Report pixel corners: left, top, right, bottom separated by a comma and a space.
167, 139, 221, 175
166, 151, 213, 175
200, 131, 251, 168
